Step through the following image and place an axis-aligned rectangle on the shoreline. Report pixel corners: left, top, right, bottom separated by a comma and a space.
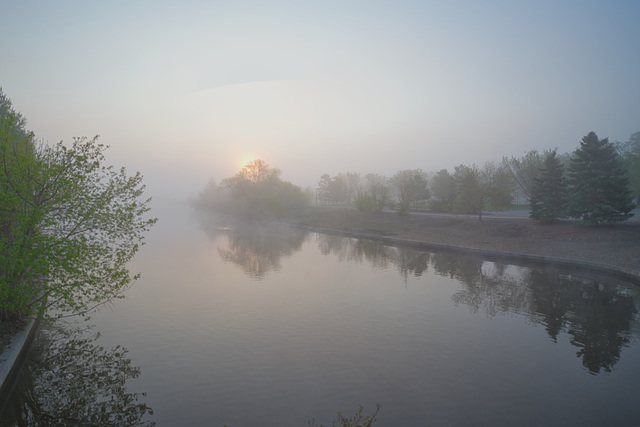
280, 206, 640, 284
0, 319, 38, 406
289, 223, 640, 284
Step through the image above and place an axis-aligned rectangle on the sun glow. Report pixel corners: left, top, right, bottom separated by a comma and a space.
238, 155, 259, 171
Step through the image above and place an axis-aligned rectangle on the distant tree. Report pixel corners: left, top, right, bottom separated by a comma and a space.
529, 150, 568, 222
452, 162, 514, 220
238, 159, 281, 183
482, 161, 516, 210
344, 172, 361, 205
390, 169, 429, 213
354, 193, 374, 212
452, 164, 483, 217
430, 169, 456, 212
502, 149, 551, 201
303, 186, 315, 204
328, 174, 348, 205
317, 173, 332, 205
567, 132, 635, 224
317, 173, 348, 205
616, 131, 640, 204
219, 159, 308, 218
191, 179, 229, 210
364, 173, 390, 213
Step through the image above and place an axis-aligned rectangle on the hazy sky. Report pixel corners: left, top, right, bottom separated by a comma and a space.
2, 1, 639, 196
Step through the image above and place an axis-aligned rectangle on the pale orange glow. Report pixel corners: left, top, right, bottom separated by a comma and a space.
237, 155, 260, 172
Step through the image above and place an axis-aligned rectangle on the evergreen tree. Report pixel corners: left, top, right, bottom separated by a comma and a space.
567, 131, 635, 224
529, 150, 568, 222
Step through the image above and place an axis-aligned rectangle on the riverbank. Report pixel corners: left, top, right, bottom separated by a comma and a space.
0, 319, 38, 404
283, 206, 640, 279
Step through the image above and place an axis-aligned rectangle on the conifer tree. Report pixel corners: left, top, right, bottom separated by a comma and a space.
567, 131, 635, 224
530, 150, 567, 222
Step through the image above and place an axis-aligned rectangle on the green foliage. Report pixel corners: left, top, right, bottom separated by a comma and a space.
482, 161, 515, 210
429, 169, 456, 212
354, 193, 374, 212
529, 150, 568, 222
567, 131, 635, 224
0, 89, 156, 320
317, 173, 348, 205
364, 173, 390, 213
451, 162, 514, 220
390, 169, 429, 212
502, 149, 552, 200
308, 404, 381, 427
452, 164, 483, 216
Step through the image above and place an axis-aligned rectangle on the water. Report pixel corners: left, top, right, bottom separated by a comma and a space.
2, 203, 640, 426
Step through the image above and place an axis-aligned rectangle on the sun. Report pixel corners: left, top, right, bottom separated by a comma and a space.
238, 155, 258, 171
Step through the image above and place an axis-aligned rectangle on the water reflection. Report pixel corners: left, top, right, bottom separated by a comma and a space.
432, 255, 640, 375
315, 234, 430, 280
200, 216, 309, 279
526, 269, 639, 374
0, 323, 155, 426
212, 223, 640, 375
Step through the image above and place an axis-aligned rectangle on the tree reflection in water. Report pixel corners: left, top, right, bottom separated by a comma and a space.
211, 223, 640, 375
315, 234, 430, 281
217, 224, 309, 280
0, 323, 155, 426
431, 254, 640, 375
526, 269, 639, 374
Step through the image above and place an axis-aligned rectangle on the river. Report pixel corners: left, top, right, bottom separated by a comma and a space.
1, 202, 639, 426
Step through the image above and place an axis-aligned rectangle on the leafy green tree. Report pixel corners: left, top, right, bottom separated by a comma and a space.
482, 161, 515, 210
452, 162, 514, 220
502, 149, 552, 201
430, 169, 456, 212
317, 173, 332, 205
364, 173, 390, 213
390, 169, 429, 213
452, 164, 483, 217
317, 172, 359, 206
567, 131, 635, 224
344, 172, 361, 205
0, 89, 156, 320
354, 193, 374, 212
529, 150, 568, 222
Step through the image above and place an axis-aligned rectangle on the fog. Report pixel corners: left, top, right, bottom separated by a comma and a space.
2, 1, 639, 199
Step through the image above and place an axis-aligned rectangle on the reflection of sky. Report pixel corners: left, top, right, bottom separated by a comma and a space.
2, 1, 640, 195
82, 207, 640, 425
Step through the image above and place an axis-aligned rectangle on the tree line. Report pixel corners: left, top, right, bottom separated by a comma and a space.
316, 131, 637, 223
0, 88, 156, 321
194, 131, 637, 225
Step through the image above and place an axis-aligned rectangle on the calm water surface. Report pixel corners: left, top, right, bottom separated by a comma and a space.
2, 203, 640, 426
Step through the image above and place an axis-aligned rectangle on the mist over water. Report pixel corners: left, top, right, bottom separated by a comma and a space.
2, 201, 639, 426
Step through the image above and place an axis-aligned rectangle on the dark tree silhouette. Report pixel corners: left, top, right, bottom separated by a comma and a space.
529, 150, 568, 222
567, 132, 635, 224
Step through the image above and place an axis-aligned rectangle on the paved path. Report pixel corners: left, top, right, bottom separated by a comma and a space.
407, 208, 640, 221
